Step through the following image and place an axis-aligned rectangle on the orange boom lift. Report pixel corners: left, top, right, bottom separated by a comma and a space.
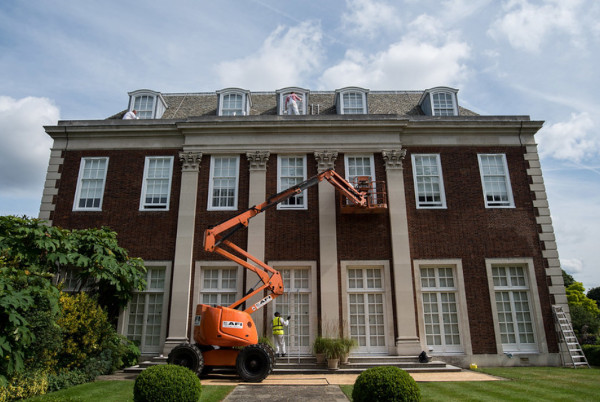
167, 168, 384, 381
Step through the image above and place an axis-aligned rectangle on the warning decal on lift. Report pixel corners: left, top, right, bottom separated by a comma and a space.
222, 321, 244, 329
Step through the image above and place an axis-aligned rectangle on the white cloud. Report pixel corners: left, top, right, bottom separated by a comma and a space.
319, 35, 470, 90
0, 96, 58, 197
340, 0, 401, 38
537, 112, 598, 162
215, 21, 324, 90
488, 0, 584, 52
561, 258, 583, 274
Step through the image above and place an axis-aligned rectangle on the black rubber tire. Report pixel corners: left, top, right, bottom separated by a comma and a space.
167, 343, 204, 374
236, 344, 273, 382
261, 343, 276, 371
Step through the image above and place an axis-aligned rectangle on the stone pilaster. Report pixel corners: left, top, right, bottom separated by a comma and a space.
245, 151, 270, 331
382, 148, 421, 354
163, 151, 202, 354
314, 151, 340, 332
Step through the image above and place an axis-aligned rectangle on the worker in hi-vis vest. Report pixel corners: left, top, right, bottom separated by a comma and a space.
272, 311, 290, 357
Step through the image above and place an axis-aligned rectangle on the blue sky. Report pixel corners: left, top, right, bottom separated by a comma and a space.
1, 0, 599, 288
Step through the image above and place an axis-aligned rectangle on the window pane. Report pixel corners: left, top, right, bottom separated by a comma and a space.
493, 265, 536, 351
77, 158, 108, 210
279, 156, 306, 207
134, 95, 155, 119
432, 92, 455, 116
210, 157, 238, 209
222, 93, 243, 115
413, 155, 445, 207
343, 92, 364, 114
142, 157, 172, 209
479, 154, 513, 207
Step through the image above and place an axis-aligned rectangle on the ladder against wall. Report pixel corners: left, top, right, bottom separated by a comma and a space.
552, 305, 590, 368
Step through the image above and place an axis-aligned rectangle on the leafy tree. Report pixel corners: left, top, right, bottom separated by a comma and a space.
562, 270, 575, 288
566, 282, 600, 342
0, 216, 146, 385
0, 256, 60, 386
587, 287, 600, 308
0, 216, 146, 316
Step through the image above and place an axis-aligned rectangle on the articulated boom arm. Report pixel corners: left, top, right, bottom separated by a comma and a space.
203, 168, 368, 315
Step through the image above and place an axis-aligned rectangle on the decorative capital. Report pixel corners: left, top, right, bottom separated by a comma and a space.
179, 151, 202, 171
246, 151, 270, 170
314, 151, 338, 172
382, 149, 407, 170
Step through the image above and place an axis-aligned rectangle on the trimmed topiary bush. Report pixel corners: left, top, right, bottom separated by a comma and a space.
133, 364, 202, 402
352, 366, 421, 402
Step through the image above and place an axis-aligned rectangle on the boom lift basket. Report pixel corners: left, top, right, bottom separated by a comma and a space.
340, 176, 388, 214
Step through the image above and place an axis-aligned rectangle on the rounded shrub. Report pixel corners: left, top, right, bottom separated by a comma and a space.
352, 366, 421, 402
133, 364, 202, 402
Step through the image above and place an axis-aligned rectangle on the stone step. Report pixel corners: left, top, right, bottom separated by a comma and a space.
124, 355, 462, 374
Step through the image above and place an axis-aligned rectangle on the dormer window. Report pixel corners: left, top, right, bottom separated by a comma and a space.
419, 87, 459, 116
128, 89, 167, 119
217, 88, 251, 116
335, 87, 368, 114
276, 87, 309, 115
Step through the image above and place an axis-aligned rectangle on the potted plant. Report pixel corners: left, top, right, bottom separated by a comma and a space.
312, 336, 327, 364
340, 337, 358, 364
323, 338, 345, 370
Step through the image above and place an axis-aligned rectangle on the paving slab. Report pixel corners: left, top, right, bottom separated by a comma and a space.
223, 385, 349, 402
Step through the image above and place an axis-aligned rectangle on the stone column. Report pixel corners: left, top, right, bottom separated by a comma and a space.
163, 151, 202, 354
382, 149, 421, 354
314, 151, 340, 335
245, 151, 270, 331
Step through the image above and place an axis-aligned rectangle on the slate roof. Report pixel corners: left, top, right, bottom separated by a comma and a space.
108, 90, 479, 119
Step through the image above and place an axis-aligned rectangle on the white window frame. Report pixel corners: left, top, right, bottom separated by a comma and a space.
128, 90, 166, 119
73, 157, 109, 211
133, 95, 156, 119
217, 89, 250, 116
140, 156, 174, 211
478, 154, 515, 208
117, 261, 172, 355
344, 154, 375, 183
431, 91, 458, 116
340, 260, 395, 355
341, 91, 367, 114
413, 259, 472, 355
411, 154, 447, 209
207, 155, 240, 211
277, 155, 307, 210
485, 258, 548, 355
279, 91, 307, 115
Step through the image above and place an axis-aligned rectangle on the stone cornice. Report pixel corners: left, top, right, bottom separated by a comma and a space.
179, 151, 202, 172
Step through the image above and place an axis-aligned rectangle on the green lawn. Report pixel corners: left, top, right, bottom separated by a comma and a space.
341, 367, 600, 401
23, 367, 600, 401
24, 382, 235, 402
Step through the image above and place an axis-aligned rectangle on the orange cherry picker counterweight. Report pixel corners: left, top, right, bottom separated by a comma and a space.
167, 168, 377, 382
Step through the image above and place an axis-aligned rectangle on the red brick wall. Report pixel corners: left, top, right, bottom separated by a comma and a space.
52, 149, 181, 261
404, 146, 557, 354
193, 154, 250, 262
